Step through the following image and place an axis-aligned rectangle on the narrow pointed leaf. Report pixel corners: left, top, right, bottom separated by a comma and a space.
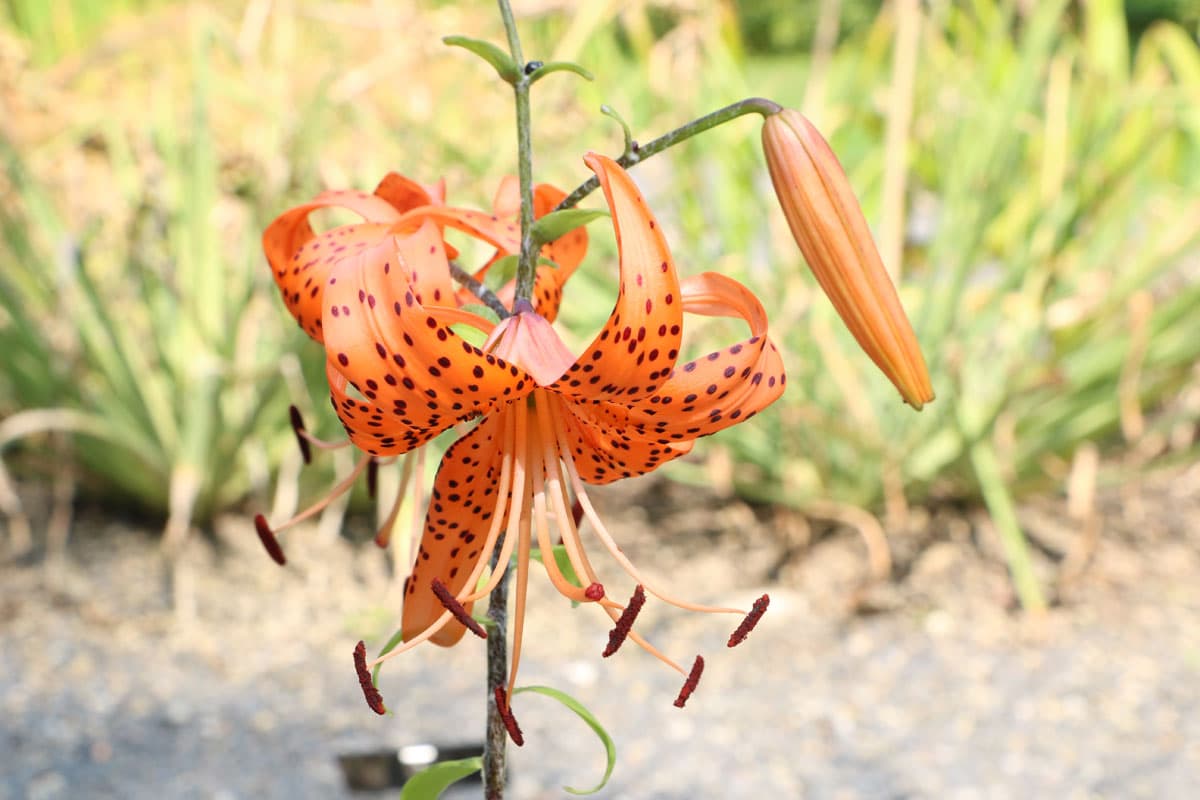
513, 685, 615, 795
372, 629, 405, 686
528, 60, 595, 83
530, 209, 608, 247
399, 757, 483, 800
443, 35, 520, 82
528, 545, 582, 588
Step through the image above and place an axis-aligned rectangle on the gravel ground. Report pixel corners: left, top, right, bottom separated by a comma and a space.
2, 467, 1199, 800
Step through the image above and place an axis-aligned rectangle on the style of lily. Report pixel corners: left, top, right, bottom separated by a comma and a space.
256, 169, 588, 554
307, 152, 783, 723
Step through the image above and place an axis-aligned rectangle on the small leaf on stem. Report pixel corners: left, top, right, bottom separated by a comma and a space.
530, 209, 608, 246
443, 35, 521, 82
513, 685, 616, 795
528, 60, 595, 83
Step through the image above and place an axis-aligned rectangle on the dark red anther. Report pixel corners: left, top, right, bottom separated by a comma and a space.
727, 594, 770, 647
253, 514, 286, 566
673, 655, 704, 708
602, 585, 645, 657
366, 458, 378, 499
571, 498, 584, 529
354, 641, 387, 715
288, 405, 312, 465
584, 582, 605, 601
431, 578, 488, 639
494, 686, 524, 746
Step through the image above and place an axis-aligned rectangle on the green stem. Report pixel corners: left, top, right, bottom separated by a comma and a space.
449, 261, 509, 319
483, 3, 528, 798
498, 0, 538, 308
554, 97, 782, 211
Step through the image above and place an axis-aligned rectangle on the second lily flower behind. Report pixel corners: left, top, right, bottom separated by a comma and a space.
330, 153, 786, 721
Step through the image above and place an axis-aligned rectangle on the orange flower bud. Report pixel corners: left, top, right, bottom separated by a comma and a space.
762, 109, 934, 410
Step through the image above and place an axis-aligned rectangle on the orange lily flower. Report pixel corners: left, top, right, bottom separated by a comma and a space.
262, 171, 587, 341
256, 171, 589, 552
320, 153, 784, 720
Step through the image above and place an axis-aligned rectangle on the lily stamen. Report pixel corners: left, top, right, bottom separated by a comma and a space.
602, 585, 646, 657
254, 514, 287, 566
253, 455, 371, 564
728, 594, 771, 647
431, 578, 488, 639
673, 655, 705, 709
288, 405, 353, 454
494, 686, 525, 747
548, 401, 743, 617
353, 640, 387, 715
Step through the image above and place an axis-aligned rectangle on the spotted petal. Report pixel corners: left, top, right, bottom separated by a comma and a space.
559, 273, 785, 483
322, 233, 535, 456
551, 153, 683, 403
263, 191, 402, 341
372, 172, 442, 213
401, 411, 509, 646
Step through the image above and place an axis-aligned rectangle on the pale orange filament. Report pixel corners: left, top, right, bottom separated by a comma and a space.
376, 454, 414, 548
266, 455, 371, 536
532, 392, 620, 609
369, 412, 517, 668
507, 478, 534, 702
547, 401, 743, 617
460, 403, 527, 605
299, 429, 353, 451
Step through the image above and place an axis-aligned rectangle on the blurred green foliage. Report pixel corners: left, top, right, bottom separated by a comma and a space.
1, 0, 1198, 606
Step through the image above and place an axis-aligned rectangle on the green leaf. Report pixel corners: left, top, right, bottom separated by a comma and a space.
483, 255, 518, 291
399, 757, 483, 800
528, 60, 594, 83
530, 209, 608, 246
600, 104, 635, 157
372, 629, 405, 687
443, 36, 520, 82
528, 545, 582, 589
459, 303, 502, 326
513, 686, 615, 795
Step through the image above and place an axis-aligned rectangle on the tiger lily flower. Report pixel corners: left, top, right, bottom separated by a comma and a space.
322, 153, 784, 720
255, 170, 589, 555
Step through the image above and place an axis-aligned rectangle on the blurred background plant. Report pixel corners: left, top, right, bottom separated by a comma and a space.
1, 0, 1197, 612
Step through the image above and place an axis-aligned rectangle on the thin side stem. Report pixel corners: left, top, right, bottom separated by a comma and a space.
555, 97, 782, 211
450, 261, 510, 319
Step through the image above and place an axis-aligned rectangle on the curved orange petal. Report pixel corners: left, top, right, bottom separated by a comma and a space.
397, 219, 459, 308
491, 175, 521, 218
396, 206, 522, 256
402, 412, 509, 646
556, 397, 695, 484
322, 234, 534, 456
263, 191, 402, 341
550, 153, 683, 402
372, 172, 439, 214
560, 273, 785, 481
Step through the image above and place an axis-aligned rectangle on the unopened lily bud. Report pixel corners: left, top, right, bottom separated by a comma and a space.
762, 109, 934, 410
